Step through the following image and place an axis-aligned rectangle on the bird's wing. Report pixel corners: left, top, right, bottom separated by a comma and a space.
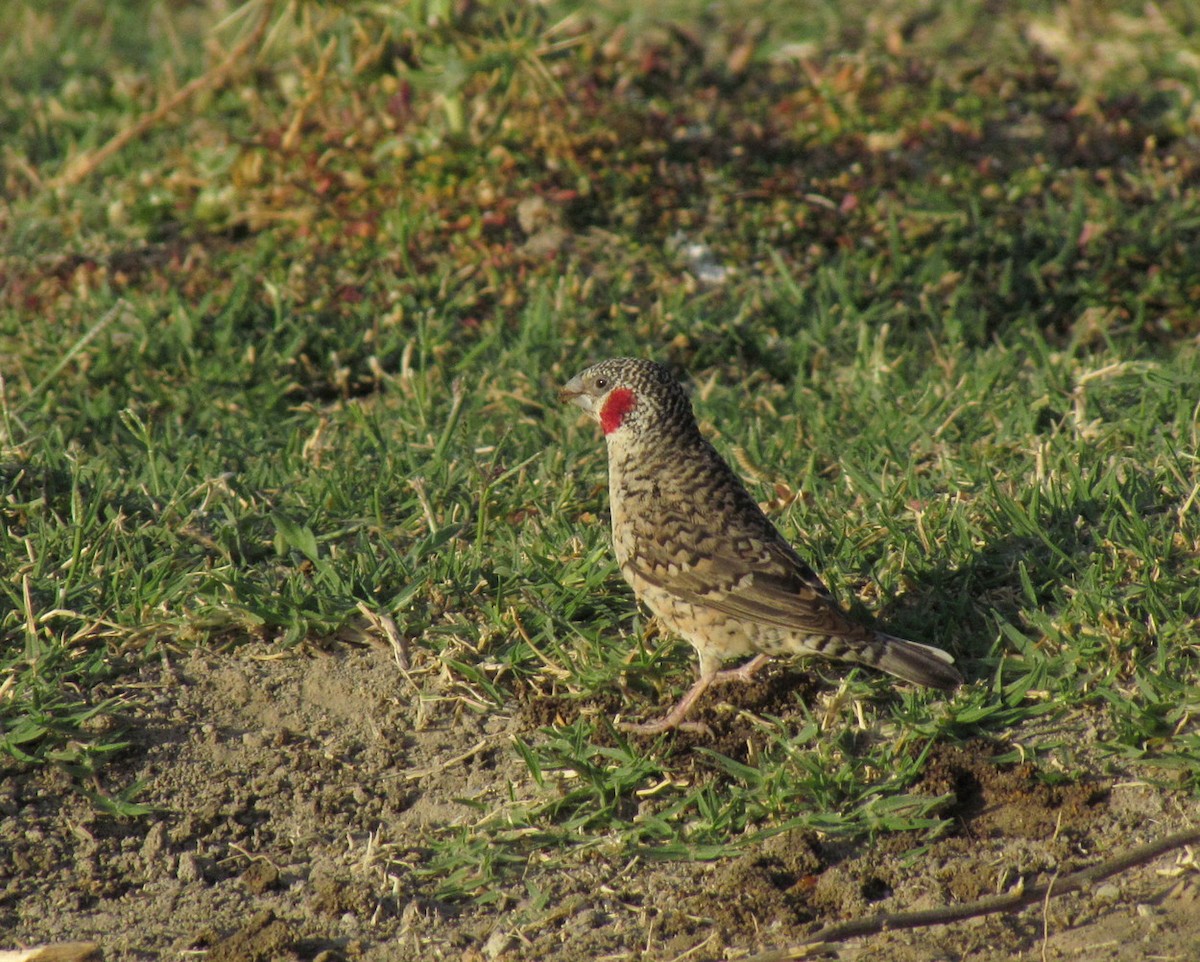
624, 511, 867, 639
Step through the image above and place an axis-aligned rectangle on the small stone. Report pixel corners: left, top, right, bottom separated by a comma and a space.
177, 852, 203, 883
141, 822, 168, 862
1093, 883, 1121, 904
82, 712, 118, 734
241, 859, 281, 894
483, 929, 515, 960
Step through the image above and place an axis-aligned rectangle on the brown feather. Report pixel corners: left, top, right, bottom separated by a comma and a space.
560, 357, 963, 733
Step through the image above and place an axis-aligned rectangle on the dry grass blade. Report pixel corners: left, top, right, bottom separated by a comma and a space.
50, 0, 276, 188
0, 944, 101, 962
733, 826, 1200, 961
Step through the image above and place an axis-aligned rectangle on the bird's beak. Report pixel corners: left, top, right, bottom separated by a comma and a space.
558, 374, 595, 415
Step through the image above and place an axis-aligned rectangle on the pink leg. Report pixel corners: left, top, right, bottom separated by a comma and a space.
618, 673, 714, 734
618, 654, 771, 735
711, 653, 769, 685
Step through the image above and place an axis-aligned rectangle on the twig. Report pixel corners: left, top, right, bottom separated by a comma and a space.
1040, 870, 1058, 962
732, 825, 1200, 961
51, 0, 275, 188
355, 601, 411, 671
15, 300, 128, 414
400, 736, 503, 781
0, 944, 100, 962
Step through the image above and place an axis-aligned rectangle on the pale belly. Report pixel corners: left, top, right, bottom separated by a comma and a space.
619, 564, 760, 672
609, 471, 766, 672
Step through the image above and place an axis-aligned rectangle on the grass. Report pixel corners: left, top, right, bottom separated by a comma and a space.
3, 0, 1200, 899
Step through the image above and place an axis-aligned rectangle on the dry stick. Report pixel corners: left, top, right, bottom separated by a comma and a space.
14, 299, 128, 415
51, 1, 276, 188
734, 825, 1200, 962
0, 944, 100, 962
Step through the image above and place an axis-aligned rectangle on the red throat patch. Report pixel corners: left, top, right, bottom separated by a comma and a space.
599, 388, 636, 435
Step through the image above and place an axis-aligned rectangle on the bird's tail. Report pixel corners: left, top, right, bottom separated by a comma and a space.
857, 632, 963, 691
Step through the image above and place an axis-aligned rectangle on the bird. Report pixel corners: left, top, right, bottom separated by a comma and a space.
558, 357, 963, 734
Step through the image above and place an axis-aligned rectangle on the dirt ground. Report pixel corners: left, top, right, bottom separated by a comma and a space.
3, 643, 1198, 961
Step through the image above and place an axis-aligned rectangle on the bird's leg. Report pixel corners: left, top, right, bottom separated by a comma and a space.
618, 673, 715, 735
710, 653, 769, 686
619, 652, 770, 736
618, 653, 769, 735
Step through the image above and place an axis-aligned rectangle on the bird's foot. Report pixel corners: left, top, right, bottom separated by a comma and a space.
617, 717, 713, 737
710, 653, 769, 686
616, 673, 717, 735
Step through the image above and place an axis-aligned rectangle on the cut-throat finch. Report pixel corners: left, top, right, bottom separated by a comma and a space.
560, 357, 962, 734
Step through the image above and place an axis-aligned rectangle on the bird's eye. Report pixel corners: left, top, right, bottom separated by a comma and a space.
594, 377, 609, 389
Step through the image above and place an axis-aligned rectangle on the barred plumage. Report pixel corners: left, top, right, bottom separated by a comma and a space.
560, 357, 962, 734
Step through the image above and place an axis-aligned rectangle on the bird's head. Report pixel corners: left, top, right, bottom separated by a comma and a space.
559, 357, 694, 439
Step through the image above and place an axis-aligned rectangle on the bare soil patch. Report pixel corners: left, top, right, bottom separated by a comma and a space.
4, 645, 1198, 960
